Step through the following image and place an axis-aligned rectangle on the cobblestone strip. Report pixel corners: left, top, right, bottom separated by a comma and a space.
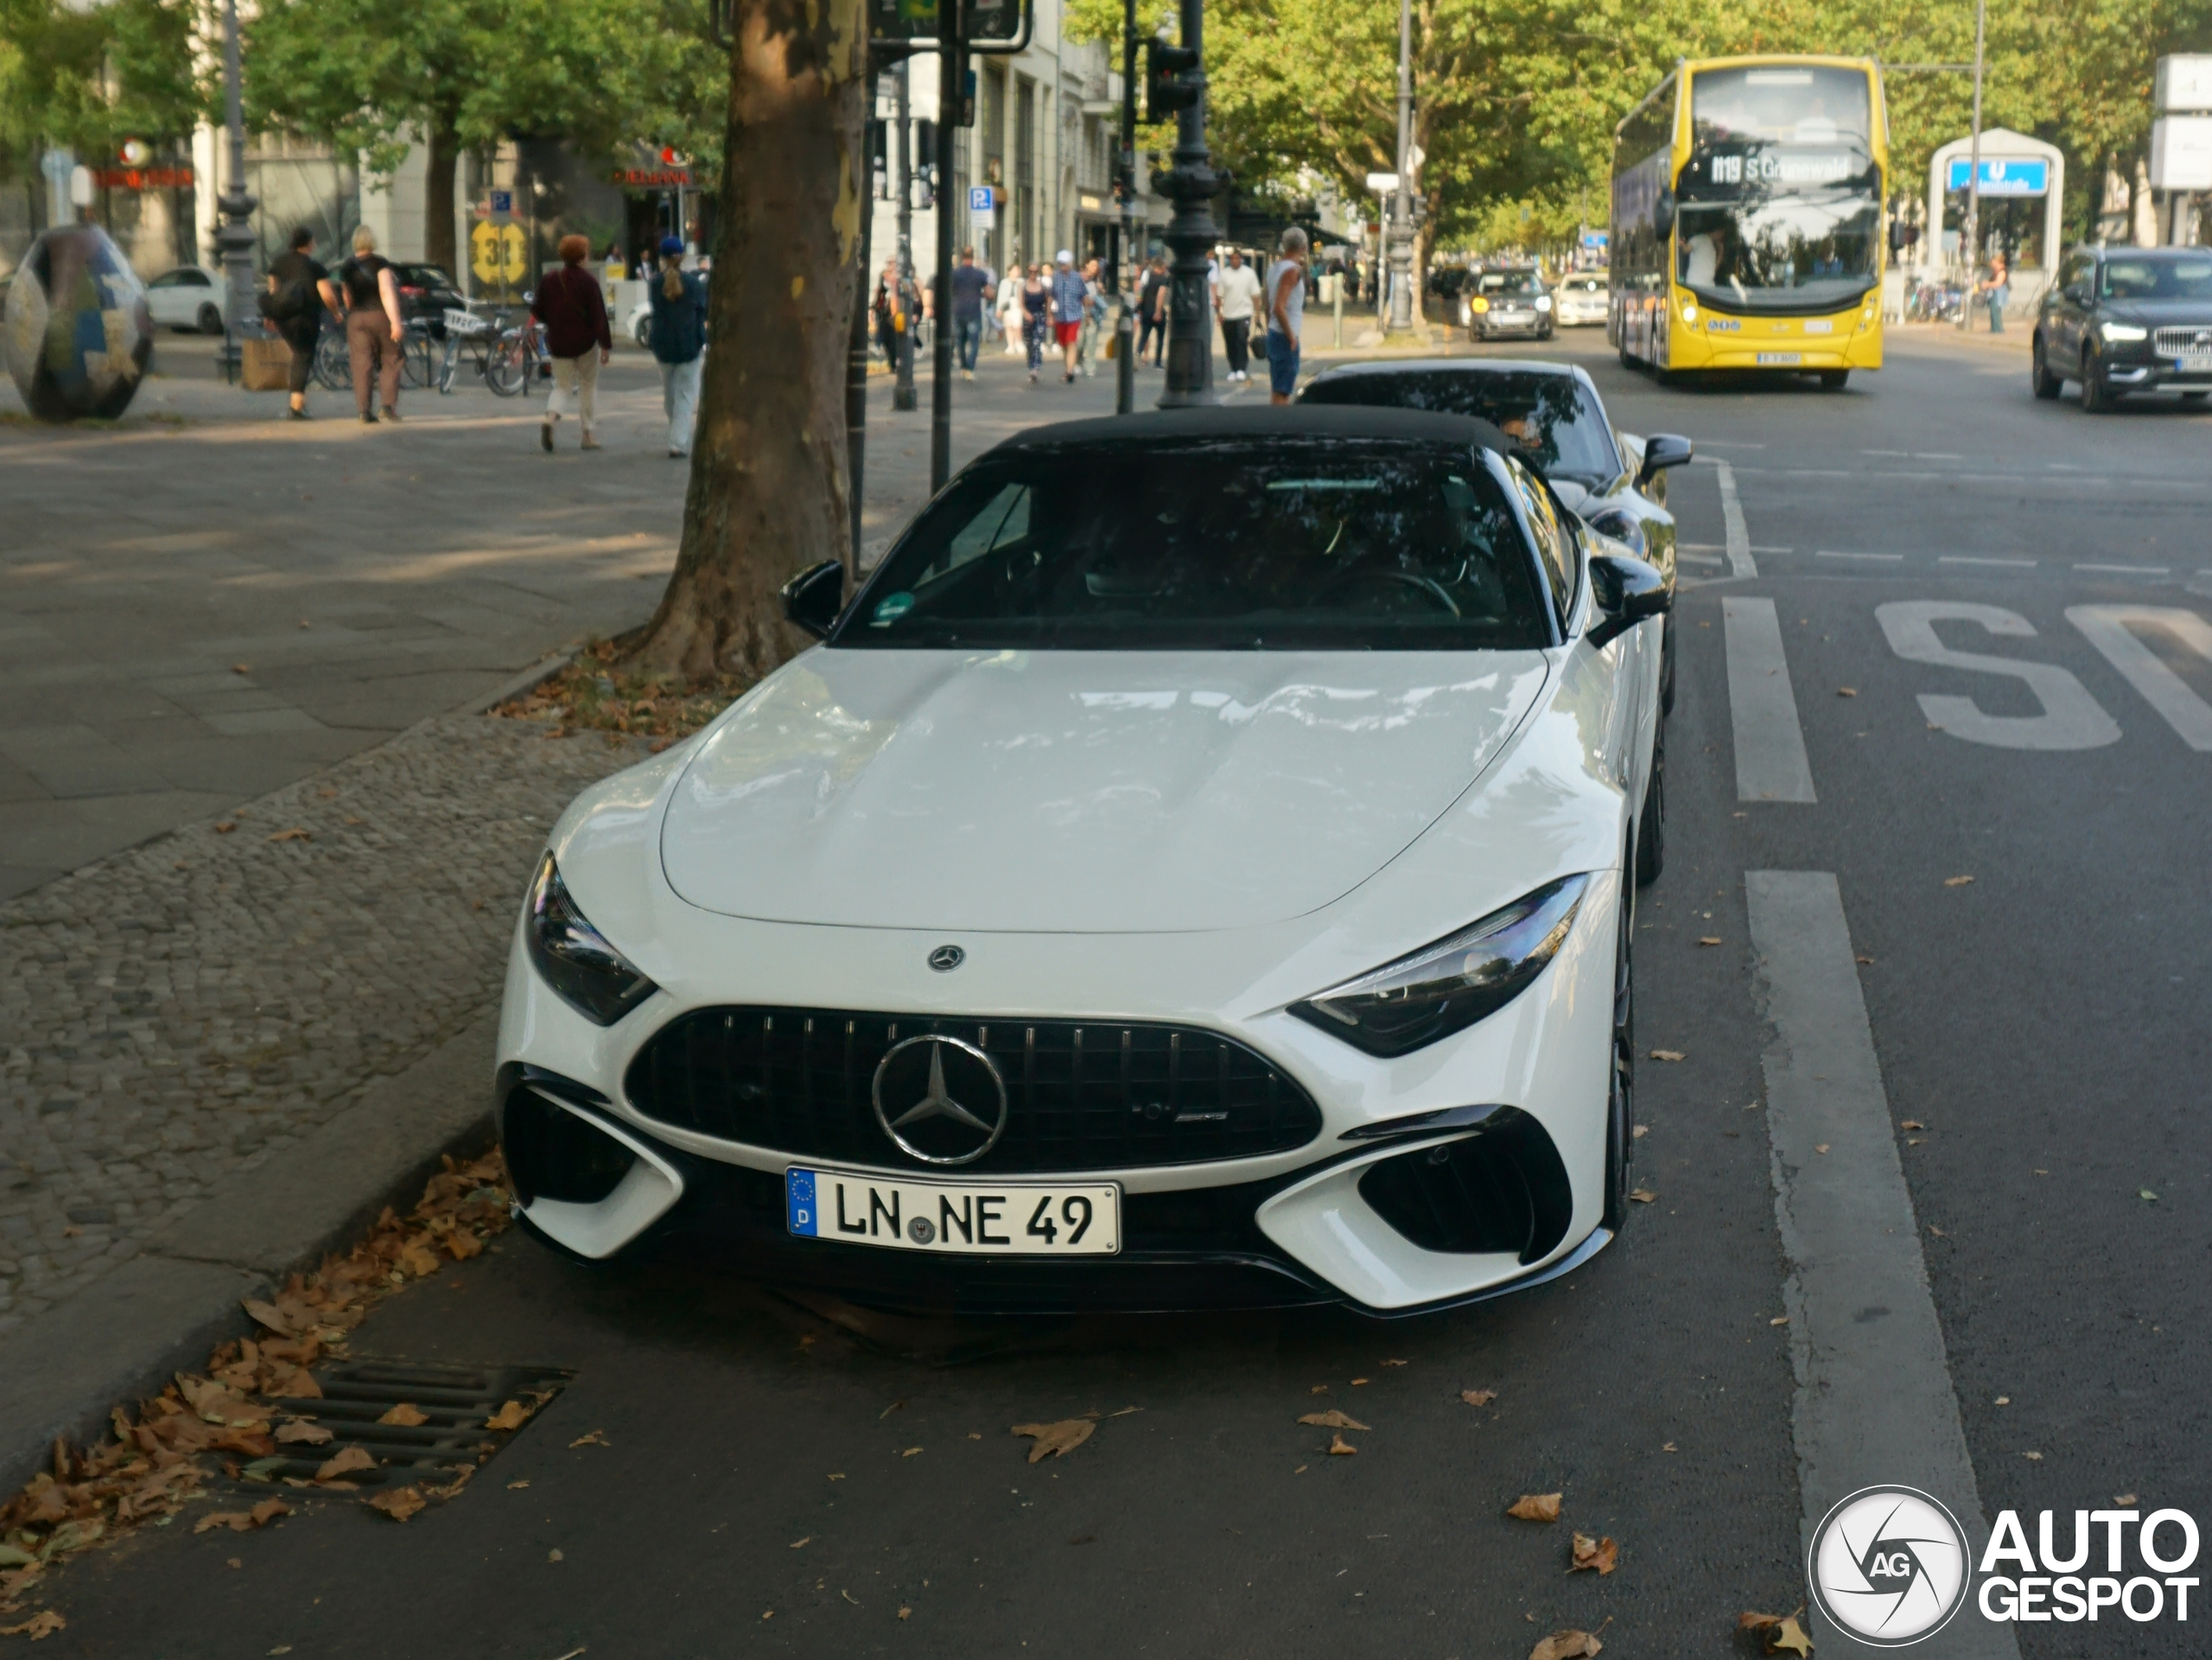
0, 716, 640, 1335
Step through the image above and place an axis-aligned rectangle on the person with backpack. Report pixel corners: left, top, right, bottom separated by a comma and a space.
337, 224, 405, 423
261, 225, 340, 420
647, 235, 709, 459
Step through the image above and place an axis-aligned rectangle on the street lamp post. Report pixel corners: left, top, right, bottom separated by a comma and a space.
1385, 0, 1414, 334
893, 61, 919, 411
1958, 0, 1986, 332
1154, 0, 1223, 408
1115, 0, 1138, 415
216, 0, 258, 383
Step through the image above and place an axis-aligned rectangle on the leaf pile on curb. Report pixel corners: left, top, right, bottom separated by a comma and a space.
0, 1152, 514, 1609
491, 638, 752, 752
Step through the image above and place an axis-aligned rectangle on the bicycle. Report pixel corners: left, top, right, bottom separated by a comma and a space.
436, 307, 546, 398
483, 320, 550, 398
308, 315, 432, 393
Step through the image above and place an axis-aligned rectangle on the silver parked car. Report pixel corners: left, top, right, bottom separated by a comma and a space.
143, 265, 228, 334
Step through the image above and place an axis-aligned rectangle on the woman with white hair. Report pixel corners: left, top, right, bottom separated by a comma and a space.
1262, 226, 1309, 405
335, 224, 405, 423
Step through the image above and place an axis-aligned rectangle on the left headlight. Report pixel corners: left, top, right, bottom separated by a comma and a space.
1290, 875, 1590, 1058
524, 852, 658, 1025
1535, 295, 1554, 313
2100, 321, 2147, 343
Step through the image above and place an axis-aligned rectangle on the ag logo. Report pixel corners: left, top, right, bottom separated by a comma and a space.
1809, 1486, 1970, 1646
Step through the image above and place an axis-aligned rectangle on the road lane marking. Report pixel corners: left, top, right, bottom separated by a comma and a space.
1913, 451, 1963, 460
1815, 550, 1904, 563
2075, 563, 2170, 575
2068, 605, 2212, 749
1939, 556, 2036, 568
1745, 872, 2020, 1660
1710, 459, 1757, 578
1723, 597, 1815, 802
1876, 601, 2120, 750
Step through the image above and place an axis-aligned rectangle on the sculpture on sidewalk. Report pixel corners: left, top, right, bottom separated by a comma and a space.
3, 226, 155, 422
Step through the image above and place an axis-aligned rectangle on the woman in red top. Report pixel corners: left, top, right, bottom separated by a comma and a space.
531, 234, 613, 452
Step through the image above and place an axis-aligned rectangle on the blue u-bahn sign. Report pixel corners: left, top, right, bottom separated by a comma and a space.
1945, 157, 2050, 196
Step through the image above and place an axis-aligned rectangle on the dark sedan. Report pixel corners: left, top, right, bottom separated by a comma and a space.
2032, 245, 2212, 411
390, 263, 467, 336
1300, 359, 1692, 712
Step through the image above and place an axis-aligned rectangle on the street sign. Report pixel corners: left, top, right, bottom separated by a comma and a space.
470, 219, 504, 284
2150, 116, 2212, 190
1365, 172, 1399, 194
499, 223, 527, 283
488, 188, 513, 220
969, 184, 995, 226
1944, 157, 2049, 196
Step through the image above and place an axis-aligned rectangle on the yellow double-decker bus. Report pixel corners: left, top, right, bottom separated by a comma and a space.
1611, 55, 1888, 389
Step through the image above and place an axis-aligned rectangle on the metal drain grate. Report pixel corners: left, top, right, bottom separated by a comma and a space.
236, 1358, 574, 1490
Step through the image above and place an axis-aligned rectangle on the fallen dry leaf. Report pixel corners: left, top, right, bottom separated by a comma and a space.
274, 1421, 331, 1446
315, 1447, 375, 1482
1698, 936, 1722, 946
1900, 1120, 1925, 1131
367, 1485, 426, 1522
397, 1243, 440, 1278
376, 1403, 428, 1428
1327, 1433, 1357, 1456
242, 1300, 295, 1337
1460, 1390, 1497, 1408
1767, 1614, 1815, 1656
900, 1447, 923, 1458
1011, 1421, 1094, 1464
1815, 1144, 1830, 1155
192, 1499, 289, 1534
1649, 1049, 1685, 1062
1836, 686, 1857, 697
2115, 1493, 2138, 1505
0, 1610, 64, 1638
1770, 1316, 1790, 1326
897, 1606, 912, 1620
569, 1430, 609, 1448
1632, 1123, 1648, 1138
1944, 875, 1974, 887
2023, 1451, 2043, 1461
215, 821, 236, 834
1569, 1531, 1618, 1574
266, 827, 311, 843
1529, 1626, 1604, 1660
486, 1401, 531, 1432
1629, 1187, 1657, 1204
1379, 1358, 1408, 1368
1298, 1410, 1370, 1431
1351, 1377, 1370, 1386
1507, 1492, 1562, 1523
790, 1536, 811, 1549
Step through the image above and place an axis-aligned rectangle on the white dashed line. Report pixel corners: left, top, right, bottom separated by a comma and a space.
2075, 563, 2170, 576
1745, 872, 2019, 1660
1710, 460, 1757, 579
1723, 596, 1815, 803
1939, 556, 2036, 568
1815, 550, 1904, 563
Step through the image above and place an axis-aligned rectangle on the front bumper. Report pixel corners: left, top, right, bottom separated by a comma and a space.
2096, 350, 2212, 391
1473, 312, 1548, 337
493, 870, 1628, 1315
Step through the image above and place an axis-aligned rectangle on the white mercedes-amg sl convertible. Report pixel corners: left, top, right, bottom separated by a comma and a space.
495, 405, 1672, 1316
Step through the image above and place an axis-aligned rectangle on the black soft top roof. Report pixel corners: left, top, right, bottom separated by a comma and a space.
990, 404, 1513, 456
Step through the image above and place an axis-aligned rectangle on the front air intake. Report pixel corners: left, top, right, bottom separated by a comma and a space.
1356, 1109, 1573, 1264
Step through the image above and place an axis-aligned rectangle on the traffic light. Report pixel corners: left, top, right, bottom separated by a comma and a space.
1145, 39, 1203, 122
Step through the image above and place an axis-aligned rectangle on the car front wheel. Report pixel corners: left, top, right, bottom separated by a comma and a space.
2080, 347, 2111, 412
198, 302, 224, 334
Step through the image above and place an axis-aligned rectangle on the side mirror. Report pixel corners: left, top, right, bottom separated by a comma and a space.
1586, 550, 1671, 650
1637, 432, 1694, 485
1653, 189, 1675, 238
779, 559, 847, 639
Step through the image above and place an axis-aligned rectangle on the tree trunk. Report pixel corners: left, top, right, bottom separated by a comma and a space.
623, 0, 869, 680
423, 121, 460, 277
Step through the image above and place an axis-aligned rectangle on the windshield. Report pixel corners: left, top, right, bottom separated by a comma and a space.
1300, 372, 1622, 490
2101, 255, 2212, 301
1478, 271, 1543, 296
1675, 65, 1880, 313
838, 439, 1549, 652
1564, 277, 1605, 293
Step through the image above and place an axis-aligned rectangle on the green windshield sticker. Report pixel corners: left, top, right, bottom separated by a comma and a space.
871, 592, 916, 626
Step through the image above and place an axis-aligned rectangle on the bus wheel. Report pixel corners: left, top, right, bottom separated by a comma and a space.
1817, 370, 1849, 391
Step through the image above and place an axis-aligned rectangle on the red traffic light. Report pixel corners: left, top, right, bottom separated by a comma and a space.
1145, 39, 1203, 122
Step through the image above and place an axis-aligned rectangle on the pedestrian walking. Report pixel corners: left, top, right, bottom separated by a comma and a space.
1051, 250, 1087, 383
262, 225, 340, 421
647, 234, 708, 459
1138, 257, 1169, 366
998, 264, 1027, 356
337, 225, 404, 425
532, 233, 613, 453
1077, 257, 1105, 377
1216, 247, 1262, 384
1020, 264, 1050, 381
1980, 250, 2011, 334
1262, 226, 1309, 407
946, 245, 993, 379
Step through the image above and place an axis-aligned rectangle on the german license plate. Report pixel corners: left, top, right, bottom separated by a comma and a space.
785, 1167, 1121, 1255
1757, 351, 1802, 366
2177, 353, 2212, 373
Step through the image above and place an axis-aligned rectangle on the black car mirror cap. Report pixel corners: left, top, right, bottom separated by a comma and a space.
780, 559, 848, 639
1586, 550, 1672, 649
1637, 432, 1694, 483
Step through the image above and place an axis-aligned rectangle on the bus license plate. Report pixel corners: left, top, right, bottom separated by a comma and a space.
785, 1167, 1121, 1256
1757, 351, 1803, 366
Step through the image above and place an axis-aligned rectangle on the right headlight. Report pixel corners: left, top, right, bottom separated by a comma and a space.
2100, 321, 2147, 343
1290, 875, 1590, 1058
524, 853, 658, 1025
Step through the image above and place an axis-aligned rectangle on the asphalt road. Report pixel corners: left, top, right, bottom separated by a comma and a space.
53, 327, 2212, 1659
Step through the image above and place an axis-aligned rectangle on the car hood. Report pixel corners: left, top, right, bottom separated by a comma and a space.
2107, 301, 2212, 328
660, 647, 1550, 934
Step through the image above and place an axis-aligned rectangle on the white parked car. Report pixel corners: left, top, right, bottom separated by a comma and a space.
495, 406, 1669, 1315
1555, 272, 1610, 328
143, 265, 228, 334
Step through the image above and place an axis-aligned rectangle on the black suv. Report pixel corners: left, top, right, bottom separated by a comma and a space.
2032, 245, 2212, 411
390, 263, 468, 337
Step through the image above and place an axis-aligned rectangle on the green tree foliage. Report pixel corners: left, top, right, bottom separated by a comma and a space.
0, 0, 203, 178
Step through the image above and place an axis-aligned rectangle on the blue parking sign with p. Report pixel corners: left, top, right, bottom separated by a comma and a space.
969, 185, 994, 224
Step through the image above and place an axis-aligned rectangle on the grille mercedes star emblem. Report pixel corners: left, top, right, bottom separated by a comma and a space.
870, 1034, 1008, 1165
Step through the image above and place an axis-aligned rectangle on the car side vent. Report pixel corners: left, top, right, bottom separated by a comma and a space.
1356, 1108, 1573, 1264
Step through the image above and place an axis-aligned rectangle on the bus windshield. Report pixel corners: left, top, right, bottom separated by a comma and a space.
1675, 66, 1880, 314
